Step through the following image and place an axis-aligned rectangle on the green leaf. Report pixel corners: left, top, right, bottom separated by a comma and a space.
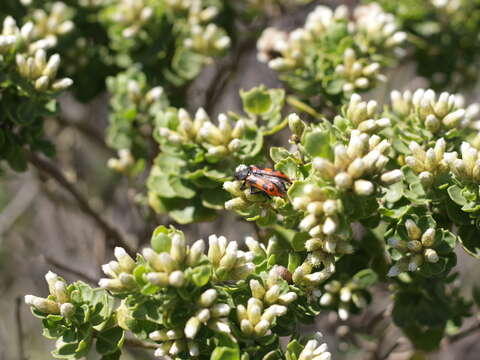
270, 147, 291, 163
303, 130, 333, 160
352, 269, 378, 288
458, 225, 480, 258
241, 86, 273, 115
96, 327, 125, 355
210, 334, 240, 360
191, 265, 212, 287
151, 226, 171, 253
447, 185, 467, 206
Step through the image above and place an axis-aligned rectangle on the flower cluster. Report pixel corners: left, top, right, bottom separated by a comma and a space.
147, 86, 285, 224
317, 278, 368, 321
406, 139, 448, 186
258, 3, 406, 103
236, 297, 288, 337
99, 247, 137, 292
371, 0, 480, 89
29, 2, 74, 46
106, 68, 168, 166
16, 49, 73, 92
157, 109, 247, 162
297, 334, 332, 360
0, 10, 72, 171
335, 94, 391, 134
100, 0, 229, 84
25, 271, 74, 317
208, 234, 255, 281
312, 131, 403, 195
387, 217, 456, 277
390, 89, 479, 135
143, 232, 205, 288
444, 142, 480, 184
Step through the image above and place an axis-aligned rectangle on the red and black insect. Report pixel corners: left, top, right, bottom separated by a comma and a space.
234, 164, 292, 198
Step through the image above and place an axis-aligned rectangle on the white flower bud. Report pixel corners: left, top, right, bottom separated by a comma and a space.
381, 169, 404, 184
199, 289, 218, 308
353, 179, 374, 196
424, 248, 439, 263
168, 270, 185, 287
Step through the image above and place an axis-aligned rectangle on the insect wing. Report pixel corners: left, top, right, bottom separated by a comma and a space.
251, 167, 292, 182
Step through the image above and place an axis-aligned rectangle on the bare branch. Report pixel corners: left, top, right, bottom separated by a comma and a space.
124, 337, 158, 349
448, 321, 480, 344
42, 254, 98, 285
26, 150, 136, 256
15, 297, 26, 360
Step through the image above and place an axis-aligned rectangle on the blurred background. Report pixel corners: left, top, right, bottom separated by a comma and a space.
1, 0, 480, 359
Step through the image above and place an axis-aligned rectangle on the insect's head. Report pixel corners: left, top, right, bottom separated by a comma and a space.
234, 164, 250, 180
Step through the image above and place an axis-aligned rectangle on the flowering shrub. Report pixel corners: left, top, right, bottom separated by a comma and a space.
7, 1, 480, 359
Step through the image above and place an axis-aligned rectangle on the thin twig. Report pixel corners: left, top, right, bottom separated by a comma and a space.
124, 337, 158, 349
381, 340, 400, 360
448, 321, 480, 344
42, 254, 98, 285
0, 176, 38, 238
26, 150, 135, 256
15, 297, 26, 360
55, 116, 113, 154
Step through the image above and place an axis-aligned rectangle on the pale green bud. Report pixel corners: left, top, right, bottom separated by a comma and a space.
98, 278, 124, 291
421, 228, 436, 247
419, 171, 434, 187
171, 233, 186, 264
443, 109, 465, 128
225, 197, 249, 211
247, 298, 263, 324
405, 219, 422, 240
288, 113, 305, 136
119, 273, 136, 288
265, 285, 281, 304
35, 76, 49, 91
53, 281, 69, 303
208, 319, 231, 334
313, 158, 336, 179
278, 292, 297, 305
254, 319, 270, 336
231, 120, 245, 138
187, 239, 205, 267
240, 319, 253, 335
236, 304, 248, 321
250, 280, 265, 299
347, 158, 365, 178
25, 295, 60, 314
159, 253, 175, 273
113, 247, 135, 272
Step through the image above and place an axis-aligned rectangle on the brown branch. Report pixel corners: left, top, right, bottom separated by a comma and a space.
26, 150, 135, 256
42, 254, 98, 285
55, 116, 114, 155
447, 321, 480, 344
15, 297, 26, 360
124, 337, 159, 349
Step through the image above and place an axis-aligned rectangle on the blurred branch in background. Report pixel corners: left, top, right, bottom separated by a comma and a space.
26, 150, 135, 256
